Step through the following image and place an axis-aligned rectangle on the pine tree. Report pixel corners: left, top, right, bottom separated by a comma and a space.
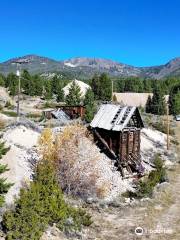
0, 141, 12, 206
99, 73, 112, 101
52, 75, 60, 94
32, 75, 43, 96
65, 81, 81, 105
44, 80, 53, 100
145, 95, 152, 113
0, 74, 5, 86
91, 73, 112, 101
6, 73, 18, 96
56, 81, 64, 102
169, 84, 180, 115
91, 74, 101, 100
117, 78, 126, 92
84, 89, 95, 122
173, 91, 180, 115
21, 70, 33, 95
151, 83, 166, 115
2, 160, 92, 239
143, 79, 152, 92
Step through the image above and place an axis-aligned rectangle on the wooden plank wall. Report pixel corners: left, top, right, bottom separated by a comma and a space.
94, 128, 141, 164
119, 130, 140, 163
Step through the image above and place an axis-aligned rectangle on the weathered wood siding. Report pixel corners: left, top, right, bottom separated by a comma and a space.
94, 128, 141, 165
57, 106, 85, 119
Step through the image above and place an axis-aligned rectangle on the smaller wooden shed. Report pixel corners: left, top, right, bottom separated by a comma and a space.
90, 104, 144, 176
56, 105, 85, 119
43, 106, 85, 120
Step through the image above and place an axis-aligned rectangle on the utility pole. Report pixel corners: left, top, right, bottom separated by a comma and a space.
16, 68, 21, 120
12, 59, 29, 121
166, 102, 170, 150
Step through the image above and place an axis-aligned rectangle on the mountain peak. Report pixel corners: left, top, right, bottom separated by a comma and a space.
0, 55, 180, 79
3, 54, 58, 65
166, 57, 180, 65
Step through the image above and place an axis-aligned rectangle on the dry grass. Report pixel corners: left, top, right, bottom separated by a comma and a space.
55, 125, 110, 198
0, 118, 6, 130
39, 125, 110, 199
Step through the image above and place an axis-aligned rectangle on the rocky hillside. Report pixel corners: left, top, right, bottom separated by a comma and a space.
141, 57, 180, 79
0, 54, 180, 79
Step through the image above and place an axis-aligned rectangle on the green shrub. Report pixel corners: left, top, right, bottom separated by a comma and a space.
1, 111, 17, 117
38, 114, 45, 122
139, 105, 145, 114
0, 104, 3, 111
4, 101, 14, 110
0, 141, 12, 207
144, 115, 152, 126
135, 180, 154, 198
2, 160, 92, 240
126, 155, 167, 199
170, 138, 179, 145
152, 121, 175, 135
42, 101, 56, 109
26, 112, 41, 119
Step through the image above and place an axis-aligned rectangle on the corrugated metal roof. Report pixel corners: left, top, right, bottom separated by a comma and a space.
51, 109, 70, 121
90, 104, 138, 131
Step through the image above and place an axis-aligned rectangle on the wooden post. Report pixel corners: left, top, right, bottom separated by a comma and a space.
16, 65, 21, 121
17, 73, 20, 119
109, 136, 112, 150
94, 129, 117, 159
166, 103, 170, 150
80, 106, 83, 118
127, 131, 129, 160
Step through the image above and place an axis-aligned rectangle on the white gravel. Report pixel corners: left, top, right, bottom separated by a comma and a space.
114, 92, 169, 107
78, 137, 134, 201
63, 79, 91, 97
3, 125, 39, 149
0, 124, 172, 205
1, 125, 40, 205
0, 86, 12, 106
141, 128, 173, 169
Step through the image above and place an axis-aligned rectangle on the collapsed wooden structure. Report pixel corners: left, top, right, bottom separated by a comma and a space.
90, 104, 144, 176
56, 105, 85, 119
43, 105, 85, 120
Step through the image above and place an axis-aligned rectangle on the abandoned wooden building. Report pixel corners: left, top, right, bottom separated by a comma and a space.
90, 104, 144, 176
56, 105, 85, 119
43, 105, 85, 120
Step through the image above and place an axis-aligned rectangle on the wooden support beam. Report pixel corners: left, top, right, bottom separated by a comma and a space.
118, 163, 125, 177
126, 165, 133, 174
94, 129, 117, 159
109, 136, 113, 150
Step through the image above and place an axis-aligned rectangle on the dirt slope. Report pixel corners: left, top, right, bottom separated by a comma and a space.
84, 123, 180, 240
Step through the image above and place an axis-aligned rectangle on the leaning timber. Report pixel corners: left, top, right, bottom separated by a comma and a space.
90, 103, 144, 176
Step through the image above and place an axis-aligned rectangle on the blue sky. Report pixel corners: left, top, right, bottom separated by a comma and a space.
0, 0, 180, 66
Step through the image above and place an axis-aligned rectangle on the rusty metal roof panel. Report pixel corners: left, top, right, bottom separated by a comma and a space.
51, 109, 70, 121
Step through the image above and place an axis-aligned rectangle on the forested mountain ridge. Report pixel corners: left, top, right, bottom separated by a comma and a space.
0, 54, 180, 79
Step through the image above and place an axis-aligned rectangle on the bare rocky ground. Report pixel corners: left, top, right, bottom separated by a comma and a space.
42, 123, 180, 240
79, 123, 180, 240
0, 91, 179, 239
